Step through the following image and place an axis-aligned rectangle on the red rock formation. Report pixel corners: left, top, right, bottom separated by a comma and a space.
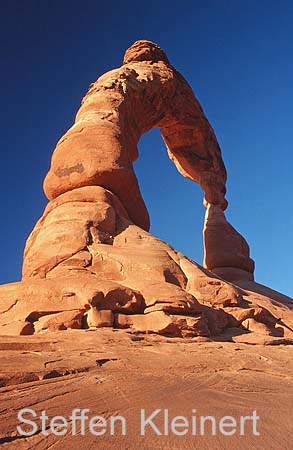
0, 40, 292, 342
203, 203, 255, 282
43, 40, 228, 231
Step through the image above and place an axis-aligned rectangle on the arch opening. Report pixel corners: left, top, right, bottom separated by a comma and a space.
135, 128, 205, 264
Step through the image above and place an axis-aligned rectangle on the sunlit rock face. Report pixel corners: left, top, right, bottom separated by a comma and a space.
0, 40, 292, 342
203, 203, 255, 282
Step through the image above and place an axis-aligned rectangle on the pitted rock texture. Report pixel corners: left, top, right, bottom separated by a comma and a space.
0, 40, 292, 341
43, 39, 228, 231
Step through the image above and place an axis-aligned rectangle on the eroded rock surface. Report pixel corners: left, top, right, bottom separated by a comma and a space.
1, 183, 292, 341
0, 40, 292, 342
203, 203, 255, 282
43, 40, 228, 230
1, 330, 293, 448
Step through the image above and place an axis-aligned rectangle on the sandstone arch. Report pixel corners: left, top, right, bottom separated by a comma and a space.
2, 40, 290, 342
43, 40, 228, 231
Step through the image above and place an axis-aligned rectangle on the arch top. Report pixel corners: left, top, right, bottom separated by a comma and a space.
123, 40, 171, 65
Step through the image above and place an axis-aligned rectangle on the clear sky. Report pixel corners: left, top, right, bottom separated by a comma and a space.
1, 0, 292, 296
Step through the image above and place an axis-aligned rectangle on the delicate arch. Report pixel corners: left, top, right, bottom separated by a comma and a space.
43, 40, 227, 231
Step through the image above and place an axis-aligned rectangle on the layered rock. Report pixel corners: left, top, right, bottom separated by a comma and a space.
0, 40, 292, 342
203, 203, 255, 282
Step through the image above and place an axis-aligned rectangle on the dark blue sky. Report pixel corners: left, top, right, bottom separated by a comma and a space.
1, 0, 292, 296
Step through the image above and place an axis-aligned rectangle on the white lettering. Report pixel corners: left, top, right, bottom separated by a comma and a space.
200, 415, 216, 435
170, 415, 189, 435
17, 408, 38, 436
110, 415, 126, 436
219, 416, 237, 435
89, 416, 106, 436
140, 409, 162, 435
50, 416, 68, 436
